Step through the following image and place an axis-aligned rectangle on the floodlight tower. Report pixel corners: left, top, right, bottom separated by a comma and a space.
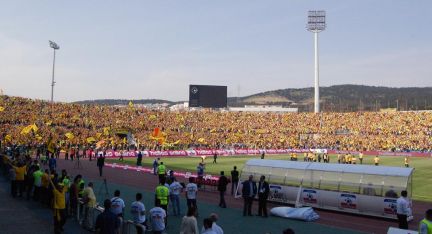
49, 40, 60, 103
307, 10, 326, 113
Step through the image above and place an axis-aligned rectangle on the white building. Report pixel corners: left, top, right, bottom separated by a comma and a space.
228, 105, 298, 113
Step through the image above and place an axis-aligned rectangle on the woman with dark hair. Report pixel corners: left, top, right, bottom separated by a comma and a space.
180, 206, 199, 234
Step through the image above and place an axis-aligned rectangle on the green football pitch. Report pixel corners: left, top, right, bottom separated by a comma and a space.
107, 154, 432, 202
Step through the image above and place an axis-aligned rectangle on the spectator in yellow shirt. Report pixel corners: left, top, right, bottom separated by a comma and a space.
8, 161, 26, 197
82, 182, 97, 230
48, 171, 67, 234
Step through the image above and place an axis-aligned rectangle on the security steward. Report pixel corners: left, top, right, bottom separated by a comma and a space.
155, 177, 169, 224
419, 209, 432, 234
157, 162, 167, 184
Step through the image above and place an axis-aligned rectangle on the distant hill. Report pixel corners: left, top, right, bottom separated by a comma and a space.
76, 85, 432, 112
228, 85, 432, 112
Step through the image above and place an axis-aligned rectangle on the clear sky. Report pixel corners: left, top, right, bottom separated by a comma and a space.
1, 0, 431, 102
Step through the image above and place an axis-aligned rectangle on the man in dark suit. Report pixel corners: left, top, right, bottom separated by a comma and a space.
242, 175, 257, 216
257, 175, 270, 217
97, 153, 105, 177
230, 166, 239, 195
217, 171, 228, 208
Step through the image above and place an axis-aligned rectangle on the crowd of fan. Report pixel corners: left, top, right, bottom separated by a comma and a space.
1, 96, 432, 153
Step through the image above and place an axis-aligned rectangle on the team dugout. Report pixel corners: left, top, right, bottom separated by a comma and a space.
238, 159, 414, 219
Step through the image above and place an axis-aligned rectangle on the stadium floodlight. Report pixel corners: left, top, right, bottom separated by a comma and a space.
307, 10, 326, 113
49, 40, 60, 103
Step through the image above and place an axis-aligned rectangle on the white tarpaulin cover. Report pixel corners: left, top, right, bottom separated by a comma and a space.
270, 207, 319, 222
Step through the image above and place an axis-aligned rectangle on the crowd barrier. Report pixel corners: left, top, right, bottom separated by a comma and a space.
106, 163, 222, 183
100, 148, 432, 158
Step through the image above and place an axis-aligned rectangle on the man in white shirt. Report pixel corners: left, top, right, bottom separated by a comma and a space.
396, 190, 409, 229
149, 201, 167, 234
130, 193, 146, 234
201, 213, 224, 234
169, 177, 182, 216
110, 190, 126, 218
186, 177, 198, 211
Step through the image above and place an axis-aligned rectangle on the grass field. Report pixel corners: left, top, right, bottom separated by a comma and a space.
107, 154, 432, 202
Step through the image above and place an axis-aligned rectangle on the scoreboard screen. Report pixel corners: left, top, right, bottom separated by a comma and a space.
189, 85, 227, 108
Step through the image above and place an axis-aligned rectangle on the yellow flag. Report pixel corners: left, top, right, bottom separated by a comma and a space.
149, 115, 157, 120
173, 140, 181, 145
45, 121, 52, 126
20, 124, 34, 135
123, 137, 127, 144
31, 123, 38, 133
0, 106, 4, 112
128, 101, 134, 108
47, 138, 56, 153
35, 134, 43, 141
4, 134, 12, 142
86, 137, 96, 143
103, 127, 110, 136
198, 138, 206, 143
96, 133, 102, 139
65, 132, 74, 139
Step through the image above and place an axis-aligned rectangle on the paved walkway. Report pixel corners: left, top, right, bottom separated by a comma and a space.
58, 159, 379, 234
0, 176, 91, 234
7, 158, 423, 234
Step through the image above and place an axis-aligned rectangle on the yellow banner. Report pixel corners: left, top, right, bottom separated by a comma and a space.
87, 137, 96, 143
65, 132, 74, 139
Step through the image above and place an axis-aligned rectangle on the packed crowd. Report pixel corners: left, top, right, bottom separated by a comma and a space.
1, 96, 432, 153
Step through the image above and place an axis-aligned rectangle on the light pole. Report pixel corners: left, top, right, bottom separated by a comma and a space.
307, 11, 326, 113
49, 40, 60, 103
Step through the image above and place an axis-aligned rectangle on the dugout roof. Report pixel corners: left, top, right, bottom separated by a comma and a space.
242, 159, 414, 196
244, 159, 414, 177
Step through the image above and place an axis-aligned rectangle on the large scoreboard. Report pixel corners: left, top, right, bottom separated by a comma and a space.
189, 85, 227, 108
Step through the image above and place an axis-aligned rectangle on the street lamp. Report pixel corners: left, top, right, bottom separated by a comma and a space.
49, 40, 60, 103
307, 10, 326, 113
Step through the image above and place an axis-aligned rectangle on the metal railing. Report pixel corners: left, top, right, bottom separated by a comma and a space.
76, 199, 146, 234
